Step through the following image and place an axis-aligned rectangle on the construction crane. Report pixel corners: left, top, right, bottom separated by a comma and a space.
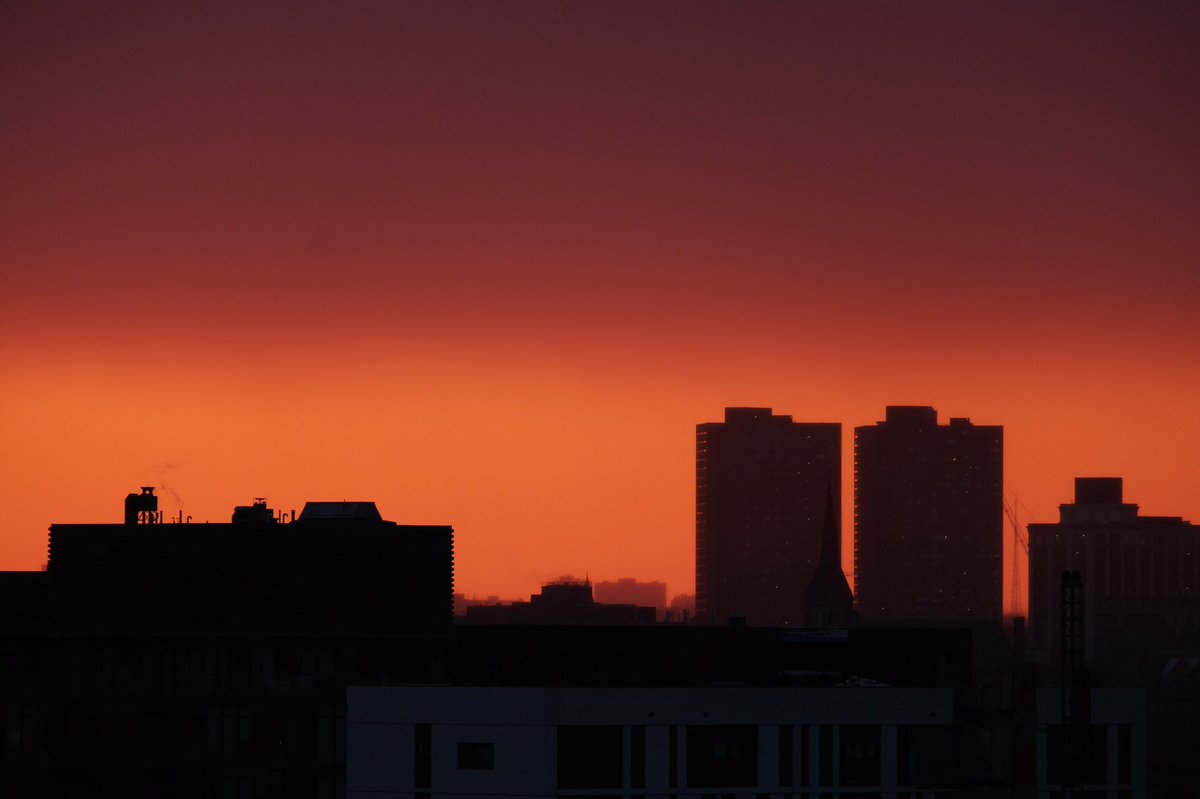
1004, 493, 1030, 616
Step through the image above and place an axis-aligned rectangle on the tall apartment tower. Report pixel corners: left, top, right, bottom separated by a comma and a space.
696, 407, 840, 627
854, 406, 1002, 621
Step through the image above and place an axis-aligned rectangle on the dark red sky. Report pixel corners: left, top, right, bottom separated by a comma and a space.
3, 1, 1198, 606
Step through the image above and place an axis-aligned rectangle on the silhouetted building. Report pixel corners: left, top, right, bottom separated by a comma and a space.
350, 685, 957, 796
667, 593, 695, 624
347, 682, 1145, 798
2, 484, 1155, 797
804, 484, 856, 628
1028, 477, 1200, 666
462, 579, 655, 625
355, 625, 978, 799
47, 491, 454, 634
0, 488, 455, 797
854, 406, 1002, 621
593, 578, 667, 620
348, 625, 1144, 797
456, 593, 520, 617
696, 407, 840, 627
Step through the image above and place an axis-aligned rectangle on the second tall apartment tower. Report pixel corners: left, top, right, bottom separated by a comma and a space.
696, 407, 841, 627
854, 406, 1003, 622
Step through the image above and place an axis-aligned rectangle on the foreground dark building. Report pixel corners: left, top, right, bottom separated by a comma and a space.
1, 489, 453, 797
1029, 478, 1200, 796
0, 486, 1165, 796
696, 407, 841, 627
1028, 477, 1200, 667
47, 491, 454, 634
855, 406, 1003, 622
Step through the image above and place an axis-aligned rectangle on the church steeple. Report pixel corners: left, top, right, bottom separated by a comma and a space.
803, 478, 856, 628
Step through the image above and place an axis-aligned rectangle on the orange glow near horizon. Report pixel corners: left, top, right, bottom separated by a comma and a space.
4, 340, 1198, 614
3, 2, 1198, 615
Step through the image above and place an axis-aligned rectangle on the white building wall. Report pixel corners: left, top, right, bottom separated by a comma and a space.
1033, 685, 1147, 799
348, 685, 954, 799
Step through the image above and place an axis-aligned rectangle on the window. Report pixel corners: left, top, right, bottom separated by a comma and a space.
457, 742, 495, 770
819, 725, 833, 786
414, 724, 431, 789
1046, 724, 1107, 787
668, 725, 678, 788
687, 725, 758, 788
558, 726, 622, 789
318, 704, 346, 765
840, 725, 881, 787
778, 725, 793, 787
207, 706, 251, 755
630, 725, 645, 788
1118, 724, 1131, 785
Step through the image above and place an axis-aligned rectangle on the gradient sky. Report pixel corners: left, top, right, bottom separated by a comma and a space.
3, 1, 1198, 611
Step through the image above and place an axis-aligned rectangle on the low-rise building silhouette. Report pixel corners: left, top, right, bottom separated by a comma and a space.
593, 577, 667, 620
462, 579, 655, 625
666, 592, 695, 623
47, 490, 454, 634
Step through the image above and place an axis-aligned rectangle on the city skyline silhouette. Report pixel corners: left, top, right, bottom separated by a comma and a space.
13, 401, 1195, 623
3, 2, 1197, 606
4, 3, 1197, 793
9, 470, 1193, 793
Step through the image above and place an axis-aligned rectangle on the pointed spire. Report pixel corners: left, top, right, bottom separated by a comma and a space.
818, 478, 841, 568
804, 474, 856, 627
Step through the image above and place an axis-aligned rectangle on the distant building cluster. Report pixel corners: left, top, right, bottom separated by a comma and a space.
460, 579, 655, 625
695, 405, 1003, 629
685, 404, 1199, 793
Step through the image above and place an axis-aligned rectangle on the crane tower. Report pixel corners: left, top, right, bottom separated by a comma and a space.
1003, 493, 1029, 616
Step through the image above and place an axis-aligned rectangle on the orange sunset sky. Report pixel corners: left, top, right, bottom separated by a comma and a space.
2, 2, 1198, 612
